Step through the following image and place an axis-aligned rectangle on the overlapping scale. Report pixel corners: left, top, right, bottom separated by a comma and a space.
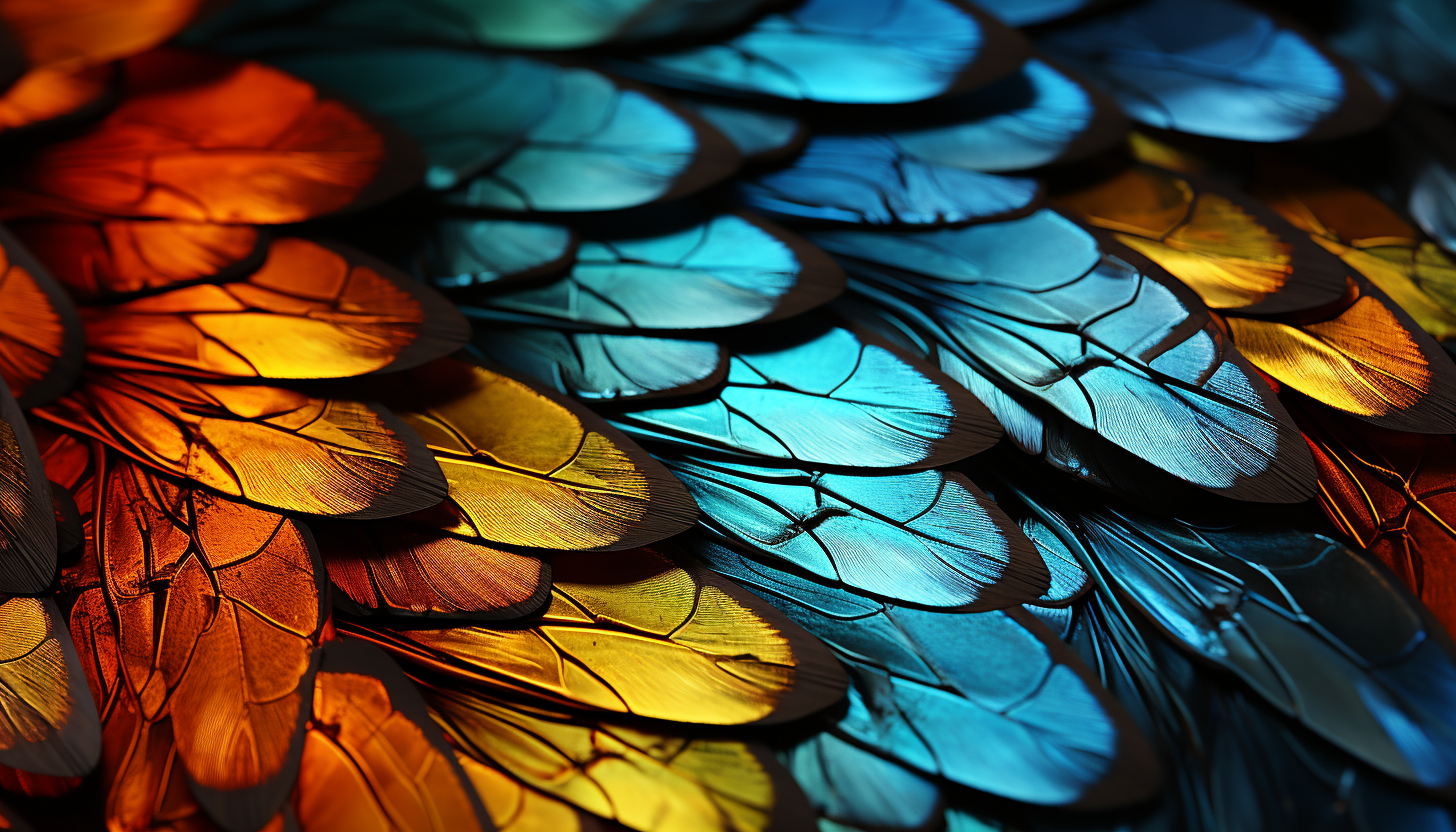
0, 382, 55, 593
1007, 473, 1456, 794
295, 639, 491, 832
273, 47, 735, 212
783, 731, 942, 832
81, 238, 469, 380
379, 358, 696, 550
431, 688, 810, 832
672, 97, 805, 164
37, 371, 447, 519
456, 752, 606, 832
814, 210, 1317, 502
460, 212, 843, 329
347, 547, 845, 725
662, 455, 1048, 609
472, 329, 724, 402
1290, 399, 1456, 638
1252, 155, 1456, 342
93, 457, 327, 831
313, 520, 550, 622
0, 225, 82, 408
0, 597, 100, 779
422, 219, 575, 290
1054, 163, 1350, 313
1039, 0, 1389, 142
0, 63, 115, 135
0, 49, 395, 224
697, 538, 1158, 808
0, 0, 202, 75
610, 321, 1000, 470
1226, 276, 1456, 434
613, 0, 1029, 104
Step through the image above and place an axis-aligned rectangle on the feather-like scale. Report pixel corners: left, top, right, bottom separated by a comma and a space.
95, 457, 326, 831
0, 382, 55, 593
346, 547, 845, 726
272, 47, 735, 212
696, 538, 1159, 808
814, 210, 1318, 502
313, 519, 551, 622
431, 688, 812, 832
81, 237, 469, 380
379, 358, 697, 551
1039, 0, 1389, 142
0, 596, 100, 779
471, 328, 725, 402
0, 49, 392, 224
0, 225, 83, 408
36, 370, 448, 520
1005, 474, 1456, 793
609, 321, 1001, 470
293, 638, 492, 832
460, 212, 843, 331
612, 0, 1030, 104
422, 220, 575, 290
14, 220, 267, 303
662, 454, 1048, 610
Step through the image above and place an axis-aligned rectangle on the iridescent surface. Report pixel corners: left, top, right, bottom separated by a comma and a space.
308, 0, 773, 50
295, 640, 490, 832
664, 455, 1048, 609
96, 459, 324, 826
0, 597, 98, 778
38, 371, 448, 518
612, 324, 1000, 469
616, 0, 1019, 104
1040, 0, 1375, 141
432, 689, 791, 832
698, 539, 1155, 807
471, 328, 723, 401
784, 732, 941, 832
673, 98, 804, 162
1025, 493, 1456, 791
315, 519, 549, 622
1254, 157, 1456, 341
1056, 164, 1348, 312
423, 219, 574, 289
465, 213, 841, 329
0, 50, 385, 223
816, 211, 1317, 501
972, 0, 1091, 25
1293, 401, 1456, 638
386, 359, 696, 550
0, 382, 55, 593
0, 0, 202, 74
886, 59, 1119, 173
456, 753, 593, 832
351, 548, 843, 725
738, 134, 1042, 225
274, 48, 725, 211
15, 220, 263, 301
82, 238, 469, 379
0, 228, 82, 407
1227, 278, 1456, 433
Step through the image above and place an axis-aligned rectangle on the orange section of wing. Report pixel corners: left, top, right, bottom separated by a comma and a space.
0, 49, 384, 224
15, 219, 261, 301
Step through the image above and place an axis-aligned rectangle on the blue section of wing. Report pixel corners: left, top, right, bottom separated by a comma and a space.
460, 213, 837, 328
610, 323, 1000, 468
1015, 482, 1456, 793
423, 220, 573, 288
672, 97, 804, 161
972, 0, 1093, 26
271, 47, 720, 211
469, 328, 722, 401
810, 210, 1317, 502
886, 59, 1114, 173
737, 134, 1041, 225
613, 0, 1003, 104
784, 732, 942, 830
662, 455, 1045, 608
1039, 0, 1347, 141
695, 537, 1153, 807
